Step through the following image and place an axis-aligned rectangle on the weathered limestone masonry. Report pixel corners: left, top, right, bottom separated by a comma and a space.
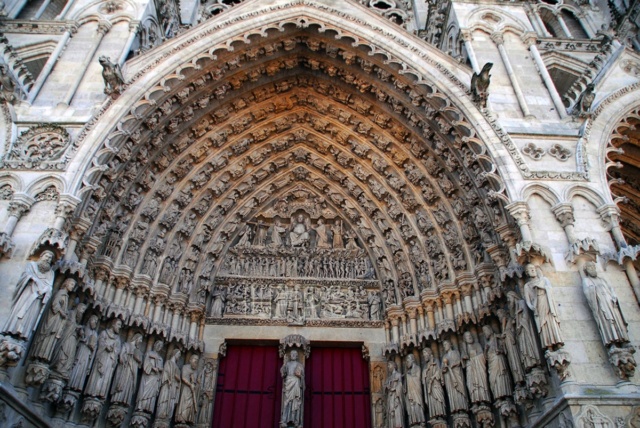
0, 0, 638, 426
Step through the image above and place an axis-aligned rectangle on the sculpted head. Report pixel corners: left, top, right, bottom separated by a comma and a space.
172, 349, 181, 361
132, 333, 143, 346
406, 354, 415, 368
296, 214, 304, 223
387, 360, 396, 372
584, 261, 597, 277
190, 354, 199, 368
463, 331, 474, 344
422, 348, 433, 361
75, 303, 87, 322
289, 350, 298, 361
62, 278, 76, 291
442, 340, 452, 352
88, 315, 99, 329
37, 250, 55, 271
111, 318, 122, 334
482, 325, 493, 337
525, 264, 537, 279
154, 340, 164, 352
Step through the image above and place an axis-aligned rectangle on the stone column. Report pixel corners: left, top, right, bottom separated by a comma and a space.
118, 20, 140, 65
491, 32, 532, 118
552, 203, 577, 244
554, 11, 573, 38
522, 32, 567, 118
0, 195, 33, 256
460, 30, 480, 73
506, 202, 533, 246
61, 20, 111, 106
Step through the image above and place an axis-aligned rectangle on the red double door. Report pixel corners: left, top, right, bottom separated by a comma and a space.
213, 345, 371, 428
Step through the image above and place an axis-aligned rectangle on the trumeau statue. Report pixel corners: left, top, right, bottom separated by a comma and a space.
462, 331, 490, 404
281, 350, 304, 428
441, 340, 468, 413
421, 348, 446, 420
110, 333, 143, 405
84, 318, 122, 399
136, 340, 165, 414
385, 361, 404, 428
156, 349, 181, 421
176, 354, 200, 424
580, 261, 629, 346
523, 264, 563, 350
68, 314, 99, 391
404, 354, 426, 427
483, 325, 512, 399
30, 278, 75, 362
2, 251, 56, 340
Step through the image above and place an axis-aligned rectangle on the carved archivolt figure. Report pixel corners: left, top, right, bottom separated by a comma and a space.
2, 251, 56, 341
404, 354, 426, 427
50, 303, 87, 379
281, 350, 304, 427
441, 340, 468, 413
580, 262, 629, 346
176, 355, 200, 424
462, 331, 490, 404
110, 333, 143, 404
30, 278, 75, 362
524, 264, 563, 350
507, 291, 540, 370
85, 319, 122, 399
483, 325, 512, 399
136, 340, 165, 414
384, 361, 404, 428
68, 315, 99, 391
156, 349, 181, 420
421, 348, 446, 420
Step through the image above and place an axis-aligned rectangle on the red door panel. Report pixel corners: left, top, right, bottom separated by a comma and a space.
213, 344, 282, 428
304, 347, 371, 428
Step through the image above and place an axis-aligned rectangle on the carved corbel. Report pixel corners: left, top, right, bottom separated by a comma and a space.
545, 348, 571, 381
552, 203, 599, 263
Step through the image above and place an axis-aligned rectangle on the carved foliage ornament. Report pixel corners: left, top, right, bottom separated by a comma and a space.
2, 124, 73, 170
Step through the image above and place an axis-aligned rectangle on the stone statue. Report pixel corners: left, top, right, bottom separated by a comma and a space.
462, 331, 490, 404
270, 219, 286, 247
483, 325, 512, 399
110, 333, 143, 404
404, 354, 426, 427
98, 56, 125, 95
156, 349, 181, 420
274, 286, 288, 318
210, 286, 226, 318
50, 303, 87, 379
580, 261, 629, 346
507, 291, 540, 370
252, 221, 267, 247
84, 318, 122, 399
281, 350, 304, 427
314, 219, 331, 249
574, 83, 595, 117
470, 62, 493, 108
384, 360, 404, 428
332, 220, 344, 249
68, 314, 99, 391
2, 251, 56, 341
176, 354, 200, 424
368, 291, 382, 321
136, 340, 164, 414
236, 224, 252, 247
30, 278, 75, 362
499, 309, 525, 385
289, 214, 311, 247
441, 340, 468, 413
0, 64, 17, 104
524, 264, 563, 350
197, 359, 216, 424
421, 348, 446, 420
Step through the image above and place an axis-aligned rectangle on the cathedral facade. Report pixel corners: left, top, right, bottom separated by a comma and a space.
0, 0, 639, 427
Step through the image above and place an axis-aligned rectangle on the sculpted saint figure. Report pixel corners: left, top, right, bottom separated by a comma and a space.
85, 319, 122, 399
421, 348, 446, 420
404, 354, 426, 427
332, 220, 344, 249
462, 331, 490, 404
68, 315, 99, 391
110, 333, 143, 404
156, 349, 181, 420
314, 219, 331, 249
197, 360, 216, 424
384, 361, 404, 428
507, 291, 540, 370
270, 220, 287, 247
441, 340, 468, 413
281, 350, 304, 427
136, 340, 164, 414
2, 251, 56, 340
30, 278, 75, 362
210, 286, 226, 318
483, 325, 512, 399
50, 303, 87, 379
289, 214, 310, 247
499, 309, 525, 384
368, 291, 381, 321
580, 261, 629, 346
176, 355, 200, 424
523, 264, 563, 349
252, 221, 267, 247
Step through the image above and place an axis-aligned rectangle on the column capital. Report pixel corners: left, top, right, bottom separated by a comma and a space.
460, 29, 473, 42
490, 32, 505, 45
551, 202, 575, 227
505, 201, 531, 225
521, 31, 537, 47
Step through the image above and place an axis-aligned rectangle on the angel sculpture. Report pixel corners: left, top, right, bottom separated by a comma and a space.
99, 56, 125, 96
470, 62, 493, 109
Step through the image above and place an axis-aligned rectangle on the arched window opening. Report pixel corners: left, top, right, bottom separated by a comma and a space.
539, 9, 562, 37
561, 9, 589, 38
17, 0, 67, 19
